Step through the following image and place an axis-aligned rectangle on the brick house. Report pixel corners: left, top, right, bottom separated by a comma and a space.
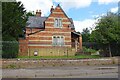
19, 4, 82, 56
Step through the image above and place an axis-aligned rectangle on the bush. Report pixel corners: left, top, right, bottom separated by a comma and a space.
2, 35, 19, 58
82, 46, 97, 54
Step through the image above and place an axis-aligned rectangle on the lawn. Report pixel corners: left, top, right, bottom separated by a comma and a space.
18, 55, 101, 59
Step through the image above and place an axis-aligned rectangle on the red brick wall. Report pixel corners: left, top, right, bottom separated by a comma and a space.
19, 38, 28, 56
19, 5, 82, 55
25, 6, 72, 48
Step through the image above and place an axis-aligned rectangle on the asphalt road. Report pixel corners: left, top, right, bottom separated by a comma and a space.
2, 65, 118, 78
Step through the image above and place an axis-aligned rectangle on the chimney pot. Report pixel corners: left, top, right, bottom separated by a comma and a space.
57, 4, 60, 7
39, 10, 41, 12
50, 6, 54, 13
36, 10, 38, 12
36, 9, 41, 17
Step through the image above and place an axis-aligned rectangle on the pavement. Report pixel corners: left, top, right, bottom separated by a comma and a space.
2, 65, 118, 78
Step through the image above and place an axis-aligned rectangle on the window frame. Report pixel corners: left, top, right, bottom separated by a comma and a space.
54, 18, 62, 28
52, 35, 64, 46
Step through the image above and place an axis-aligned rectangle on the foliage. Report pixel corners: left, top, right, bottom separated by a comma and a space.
82, 46, 97, 53
81, 28, 90, 42
2, 1, 26, 58
90, 12, 120, 44
2, 2, 26, 40
25, 11, 35, 19
2, 35, 19, 58
18, 55, 101, 59
90, 12, 120, 56
19, 11, 35, 38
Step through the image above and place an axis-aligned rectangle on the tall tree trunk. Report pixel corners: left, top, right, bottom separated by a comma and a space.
108, 44, 112, 57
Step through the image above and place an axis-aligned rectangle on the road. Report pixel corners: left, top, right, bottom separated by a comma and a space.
2, 65, 118, 78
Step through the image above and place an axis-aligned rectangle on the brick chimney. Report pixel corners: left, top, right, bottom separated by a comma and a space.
36, 9, 41, 17
50, 6, 54, 13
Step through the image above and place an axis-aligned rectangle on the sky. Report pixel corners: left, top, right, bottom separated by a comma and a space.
16, 0, 119, 32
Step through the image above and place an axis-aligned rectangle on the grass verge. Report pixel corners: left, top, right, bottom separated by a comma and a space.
17, 55, 101, 59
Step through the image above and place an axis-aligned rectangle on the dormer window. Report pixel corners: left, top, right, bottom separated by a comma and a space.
54, 18, 62, 28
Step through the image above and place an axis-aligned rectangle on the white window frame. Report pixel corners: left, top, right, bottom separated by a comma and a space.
54, 18, 62, 28
52, 35, 64, 46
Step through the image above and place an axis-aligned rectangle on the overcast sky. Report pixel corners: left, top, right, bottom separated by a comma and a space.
16, 0, 119, 32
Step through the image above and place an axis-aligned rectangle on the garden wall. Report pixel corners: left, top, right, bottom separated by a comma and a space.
2, 57, 119, 69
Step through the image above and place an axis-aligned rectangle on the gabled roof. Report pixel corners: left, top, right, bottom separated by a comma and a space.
26, 16, 75, 29
56, 4, 72, 23
26, 4, 75, 29
46, 4, 71, 23
26, 16, 47, 28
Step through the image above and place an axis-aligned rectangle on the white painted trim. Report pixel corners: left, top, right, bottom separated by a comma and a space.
52, 35, 65, 46
28, 40, 70, 42
39, 31, 71, 33
29, 40, 52, 41
45, 20, 71, 24
45, 22, 54, 23
45, 26, 63, 28
65, 40, 72, 43
27, 32, 71, 36
27, 35, 71, 38
62, 22, 71, 24
52, 12, 64, 14
28, 44, 71, 47
28, 44, 52, 46
49, 17, 68, 20
54, 18, 63, 28
27, 36, 52, 37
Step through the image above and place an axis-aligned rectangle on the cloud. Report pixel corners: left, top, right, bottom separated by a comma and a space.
53, 0, 92, 11
98, 0, 119, 5
110, 7, 118, 13
92, 14, 99, 18
16, 0, 53, 16
16, 0, 93, 16
73, 19, 97, 32
92, 13, 107, 19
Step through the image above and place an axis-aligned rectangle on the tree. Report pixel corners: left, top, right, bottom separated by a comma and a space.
19, 11, 35, 38
2, 1, 26, 41
2, 1, 26, 58
25, 11, 35, 18
90, 12, 120, 56
81, 28, 90, 42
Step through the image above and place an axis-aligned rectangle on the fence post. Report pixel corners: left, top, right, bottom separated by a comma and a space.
28, 48, 30, 58
67, 49, 68, 58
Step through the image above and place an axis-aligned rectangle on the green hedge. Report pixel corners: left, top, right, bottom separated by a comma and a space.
2, 35, 19, 58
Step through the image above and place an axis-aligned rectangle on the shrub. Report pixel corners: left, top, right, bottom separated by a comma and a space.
82, 46, 97, 54
2, 35, 19, 58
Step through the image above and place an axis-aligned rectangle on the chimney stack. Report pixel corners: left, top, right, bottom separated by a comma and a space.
50, 6, 54, 13
36, 9, 41, 17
